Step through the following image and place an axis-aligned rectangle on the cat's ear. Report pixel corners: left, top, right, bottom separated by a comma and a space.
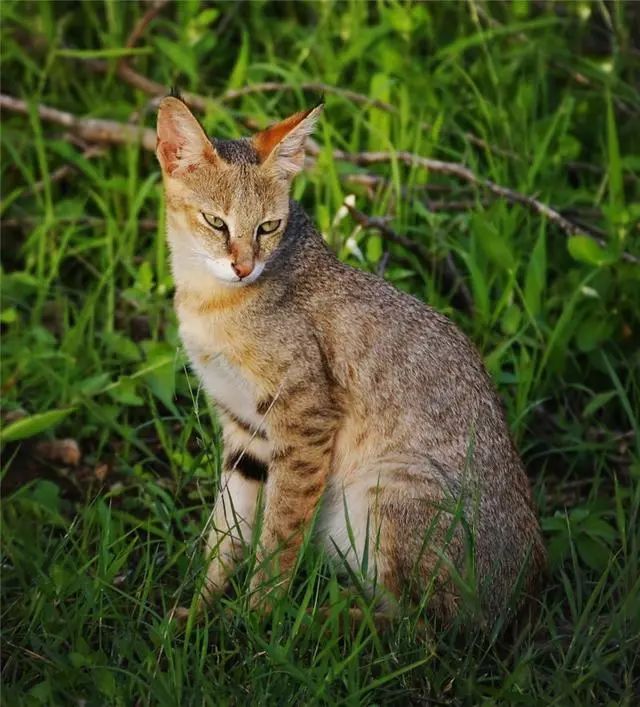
156, 97, 217, 177
253, 103, 323, 179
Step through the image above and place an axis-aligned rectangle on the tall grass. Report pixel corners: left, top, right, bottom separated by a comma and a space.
1, 1, 639, 704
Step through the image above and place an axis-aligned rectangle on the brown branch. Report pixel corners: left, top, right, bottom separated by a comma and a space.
0, 93, 156, 151
315, 142, 639, 264
218, 84, 518, 158
345, 203, 474, 314
83, 60, 397, 113
220, 82, 396, 112
2, 92, 637, 265
28, 145, 105, 195
344, 173, 492, 210
344, 173, 463, 195
124, 0, 169, 50
81, 60, 518, 158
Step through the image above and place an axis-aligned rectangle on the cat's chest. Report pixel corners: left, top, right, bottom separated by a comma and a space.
179, 315, 266, 431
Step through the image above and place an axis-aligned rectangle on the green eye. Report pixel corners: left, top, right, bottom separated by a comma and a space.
258, 219, 281, 235
203, 213, 227, 230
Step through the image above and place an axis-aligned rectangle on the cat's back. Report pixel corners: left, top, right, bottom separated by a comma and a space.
288, 206, 523, 480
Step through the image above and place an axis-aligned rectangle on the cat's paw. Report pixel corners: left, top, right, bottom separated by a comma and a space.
172, 605, 192, 624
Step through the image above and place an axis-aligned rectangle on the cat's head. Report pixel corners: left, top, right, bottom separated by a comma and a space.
156, 97, 322, 288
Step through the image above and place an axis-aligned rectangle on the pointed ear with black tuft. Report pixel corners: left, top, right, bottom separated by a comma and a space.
252, 103, 323, 179
156, 96, 217, 177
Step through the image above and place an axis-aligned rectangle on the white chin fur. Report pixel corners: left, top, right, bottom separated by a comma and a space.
205, 258, 265, 286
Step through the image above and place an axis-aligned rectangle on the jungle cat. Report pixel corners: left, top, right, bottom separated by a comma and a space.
156, 96, 546, 626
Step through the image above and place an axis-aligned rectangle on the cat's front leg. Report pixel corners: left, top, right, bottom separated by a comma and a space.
249, 382, 339, 613
202, 451, 263, 605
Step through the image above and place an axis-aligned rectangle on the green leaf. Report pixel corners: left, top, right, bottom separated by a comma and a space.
95, 668, 116, 697
368, 73, 391, 151
583, 390, 617, 418
102, 332, 140, 362
139, 342, 177, 413
0, 307, 18, 323
30, 480, 61, 515
69, 652, 92, 668
28, 681, 50, 703
461, 253, 490, 325
524, 225, 546, 317
154, 37, 197, 83
227, 31, 249, 90
75, 373, 112, 397
606, 90, 624, 216
56, 47, 151, 59
581, 516, 616, 541
109, 377, 144, 406
501, 304, 522, 335
576, 535, 610, 572
473, 215, 514, 270
567, 236, 617, 266
193, 7, 220, 28
576, 316, 613, 352
1, 408, 73, 442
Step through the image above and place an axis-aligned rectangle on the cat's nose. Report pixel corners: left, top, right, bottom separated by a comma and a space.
231, 261, 254, 279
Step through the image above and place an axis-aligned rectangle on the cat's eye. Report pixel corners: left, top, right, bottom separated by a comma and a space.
202, 213, 227, 231
258, 219, 281, 235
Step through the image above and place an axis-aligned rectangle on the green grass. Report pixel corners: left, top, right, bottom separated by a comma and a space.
2, 1, 640, 704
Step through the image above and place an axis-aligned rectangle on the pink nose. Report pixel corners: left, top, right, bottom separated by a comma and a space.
232, 261, 254, 279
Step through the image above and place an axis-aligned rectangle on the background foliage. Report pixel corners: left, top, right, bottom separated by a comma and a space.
1, 1, 639, 704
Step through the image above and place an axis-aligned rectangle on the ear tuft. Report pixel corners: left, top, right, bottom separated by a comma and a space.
252, 104, 323, 179
156, 96, 216, 176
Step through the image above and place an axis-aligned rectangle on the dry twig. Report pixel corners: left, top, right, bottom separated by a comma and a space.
313, 140, 638, 263
82, 59, 517, 158
123, 0, 170, 51
0, 93, 156, 151
2, 92, 637, 265
28, 145, 105, 195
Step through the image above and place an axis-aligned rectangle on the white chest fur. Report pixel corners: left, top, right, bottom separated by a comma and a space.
179, 315, 266, 432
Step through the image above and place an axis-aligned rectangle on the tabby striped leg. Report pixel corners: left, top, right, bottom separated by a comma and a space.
249, 380, 339, 612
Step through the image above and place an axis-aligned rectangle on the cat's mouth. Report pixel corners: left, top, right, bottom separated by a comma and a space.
204, 257, 266, 287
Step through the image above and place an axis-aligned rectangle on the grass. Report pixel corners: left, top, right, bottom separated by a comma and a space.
1, 1, 639, 704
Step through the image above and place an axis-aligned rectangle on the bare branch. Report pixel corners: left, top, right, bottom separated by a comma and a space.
221, 81, 396, 112
0, 93, 156, 151
81, 60, 518, 158
124, 0, 170, 50
317, 142, 638, 264
2, 92, 637, 265
28, 145, 105, 195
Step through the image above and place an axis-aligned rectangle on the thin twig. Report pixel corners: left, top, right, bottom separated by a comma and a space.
345, 173, 617, 222
28, 145, 104, 195
220, 81, 397, 112
345, 203, 474, 313
344, 173, 464, 194
81, 60, 518, 158
124, 0, 169, 51
83, 60, 397, 113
